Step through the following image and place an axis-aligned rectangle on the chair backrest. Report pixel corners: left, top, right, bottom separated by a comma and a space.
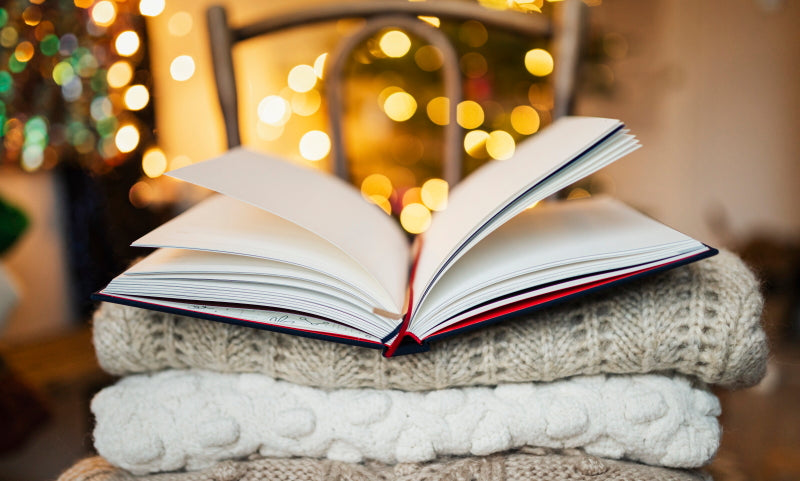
206, 0, 583, 185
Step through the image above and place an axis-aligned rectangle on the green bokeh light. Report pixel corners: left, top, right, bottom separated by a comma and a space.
0, 71, 12, 93
40, 34, 60, 56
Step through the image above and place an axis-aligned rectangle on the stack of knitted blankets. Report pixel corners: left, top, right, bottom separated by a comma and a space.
59, 250, 767, 481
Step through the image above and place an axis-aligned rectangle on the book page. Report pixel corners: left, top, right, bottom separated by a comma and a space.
412, 117, 633, 309
134, 194, 404, 315
168, 147, 410, 313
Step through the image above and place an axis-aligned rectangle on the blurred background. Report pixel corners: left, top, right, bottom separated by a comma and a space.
0, 0, 798, 479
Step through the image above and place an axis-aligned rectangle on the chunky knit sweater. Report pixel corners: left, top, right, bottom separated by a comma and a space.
91, 371, 720, 474
92, 250, 766, 389
58, 448, 712, 481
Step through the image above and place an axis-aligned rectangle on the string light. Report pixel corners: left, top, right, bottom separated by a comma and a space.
400, 203, 432, 234
299, 130, 330, 161
124, 84, 150, 110
384, 91, 417, 122
510, 105, 540, 135
287, 65, 316, 93
457, 100, 484, 129
139, 0, 165, 17
486, 130, 516, 160
107, 61, 133, 88
257, 95, 291, 125
170, 55, 195, 81
361, 174, 393, 199
421, 178, 448, 211
115, 31, 140, 56
379, 30, 411, 58
115, 124, 140, 153
14, 41, 34, 62
524, 48, 554, 77
91, 1, 116, 27
142, 147, 167, 177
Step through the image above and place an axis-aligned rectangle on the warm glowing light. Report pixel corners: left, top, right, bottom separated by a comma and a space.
129, 181, 154, 208
256, 122, 284, 141
14, 41, 34, 63
418, 16, 440, 27
361, 174, 393, 199
52, 61, 74, 85
414, 45, 443, 72
168, 12, 193, 37
170, 55, 195, 81
142, 147, 167, 178
139, 0, 165, 17
91, 1, 116, 27
402, 187, 422, 207
384, 92, 417, 122
22, 6, 42, 26
299, 130, 330, 161
459, 20, 488, 48
124, 84, 149, 110
400, 203, 431, 234
378, 86, 403, 108
464, 130, 489, 158
115, 31, 140, 57
291, 90, 321, 116
169, 155, 192, 171
74, 0, 93, 8
257, 95, 291, 125
379, 30, 411, 58
486, 130, 516, 160
367, 195, 392, 215
510, 105, 540, 135
421, 178, 448, 211
288, 64, 316, 93
567, 187, 591, 200
457, 100, 484, 129
107, 61, 133, 88
427, 96, 449, 126
313, 53, 327, 78
460, 52, 488, 78
21, 145, 44, 171
115, 124, 140, 153
525, 48, 554, 77
0, 27, 18, 49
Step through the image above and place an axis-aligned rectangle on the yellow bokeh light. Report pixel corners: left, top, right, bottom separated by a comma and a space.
379, 30, 411, 58
457, 100, 484, 129
168, 12, 193, 37
169, 155, 192, 171
378, 86, 404, 108
525, 48, 554, 77
367, 195, 392, 215
91, 1, 116, 27
414, 45, 443, 72
22, 7, 42, 27
313, 53, 327, 79
129, 181, 154, 208
400, 203, 432, 234
460, 52, 488, 79
459, 20, 488, 48
107, 61, 133, 88
257, 95, 291, 125
139, 0, 166, 17
74, 0, 93, 8
170, 55, 195, 81
14, 41, 34, 63
427, 96, 449, 126
115, 31, 140, 57
256, 122, 284, 141
299, 130, 330, 161
510, 105, 540, 135
142, 147, 167, 178
291, 90, 321, 117
384, 92, 417, 122
288, 64, 317, 93
361, 173, 393, 199
464, 130, 489, 158
486, 130, 516, 160
567, 187, 591, 200
115, 124, 140, 153
421, 178, 449, 211
417, 16, 440, 27
124, 84, 150, 111
402, 187, 422, 207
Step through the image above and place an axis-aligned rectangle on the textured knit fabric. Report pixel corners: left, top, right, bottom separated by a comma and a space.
91, 370, 720, 474
58, 448, 712, 481
92, 250, 766, 389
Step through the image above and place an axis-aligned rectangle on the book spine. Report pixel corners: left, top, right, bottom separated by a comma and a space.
382, 238, 424, 358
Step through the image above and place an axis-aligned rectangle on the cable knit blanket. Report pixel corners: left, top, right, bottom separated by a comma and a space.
92, 250, 766, 389
58, 448, 711, 481
91, 371, 720, 474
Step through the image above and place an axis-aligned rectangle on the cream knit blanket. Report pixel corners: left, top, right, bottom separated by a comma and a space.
91, 371, 720, 474
59, 449, 711, 481
92, 250, 766, 389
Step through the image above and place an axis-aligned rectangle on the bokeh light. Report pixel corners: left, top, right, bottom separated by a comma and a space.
313, 53, 327, 78
168, 12, 193, 37
379, 30, 411, 58
14, 41, 35, 63
421, 178, 449, 211
459, 20, 488, 48
115, 31, 140, 57
524, 48, 554, 77
299, 130, 330, 161
257, 95, 291, 125
115, 124, 140, 153
139, 0, 166, 17
291, 90, 321, 117
384, 91, 417, 122
486, 130, 516, 160
426, 96, 449, 126
91, 1, 116, 27
464, 130, 489, 158
107, 61, 133, 88
414, 45, 443, 72
510, 105, 540, 135
457, 100, 484, 129
400, 203, 432, 234
142, 147, 167, 177
288, 64, 316, 93
170, 55, 195, 81
124, 84, 150, 110
361, 173, 393, 199
169, 155, 192, 171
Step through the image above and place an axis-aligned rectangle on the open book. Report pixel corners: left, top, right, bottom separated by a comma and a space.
95, 117, 715, 356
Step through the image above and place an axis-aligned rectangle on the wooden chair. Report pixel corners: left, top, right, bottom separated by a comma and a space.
206, 0, 584, 186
